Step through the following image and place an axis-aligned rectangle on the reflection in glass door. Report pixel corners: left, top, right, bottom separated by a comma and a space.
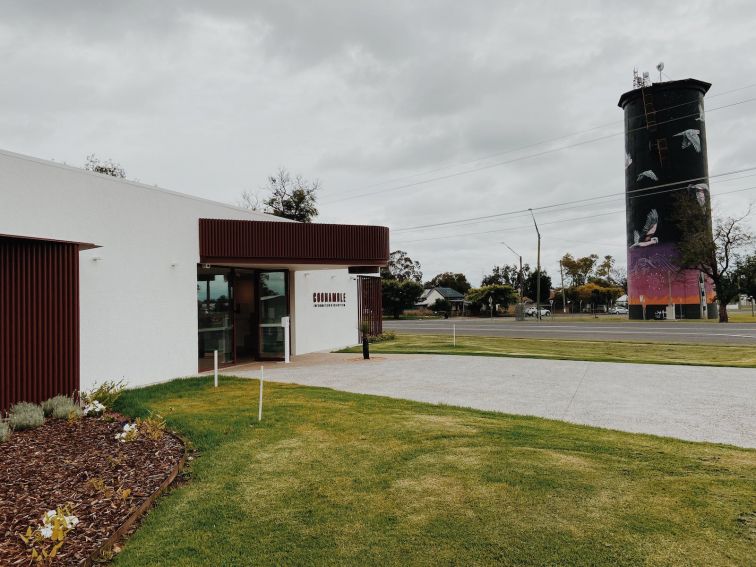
258, 271, 288, 359
197, 268, 233, 372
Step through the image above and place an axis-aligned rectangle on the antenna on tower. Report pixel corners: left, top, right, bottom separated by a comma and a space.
656, 61, 665, 82
633, 68, 653, 89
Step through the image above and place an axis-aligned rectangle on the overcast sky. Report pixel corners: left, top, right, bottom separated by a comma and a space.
2, 1, 755, 285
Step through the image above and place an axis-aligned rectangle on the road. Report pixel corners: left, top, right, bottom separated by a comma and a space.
383, 318, 756, 345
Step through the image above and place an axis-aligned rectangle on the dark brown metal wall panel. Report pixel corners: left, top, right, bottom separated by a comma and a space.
357, 276, 382, 336
199, 219, 390, 266
0, 237, 79, 413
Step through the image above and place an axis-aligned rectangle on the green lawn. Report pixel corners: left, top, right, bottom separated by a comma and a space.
340, 334, 756, 367
112, 377, 756, 566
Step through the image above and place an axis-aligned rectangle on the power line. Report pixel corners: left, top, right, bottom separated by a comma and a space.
322, 88, 756, 205
393, 184, 756, 244
392, 165, 756, 233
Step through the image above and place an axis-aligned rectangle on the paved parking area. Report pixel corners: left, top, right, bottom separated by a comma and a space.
231, 353, 756, 447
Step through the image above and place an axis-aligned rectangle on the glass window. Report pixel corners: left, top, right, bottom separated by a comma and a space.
198, 268, 233, 371
258, 271, 287, 358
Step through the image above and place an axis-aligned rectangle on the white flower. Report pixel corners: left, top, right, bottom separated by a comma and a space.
64, 515, 79, 528
43, 510, 57, 522
84, 400, 106, 416
39, 526, 53, 539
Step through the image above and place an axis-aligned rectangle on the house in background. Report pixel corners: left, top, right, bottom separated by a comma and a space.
417, 287, 466, 312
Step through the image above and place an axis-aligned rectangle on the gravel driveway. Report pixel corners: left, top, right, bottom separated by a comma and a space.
230, 354, 756, 447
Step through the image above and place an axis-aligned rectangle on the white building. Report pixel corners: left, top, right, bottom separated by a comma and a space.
0, 148, 387, 409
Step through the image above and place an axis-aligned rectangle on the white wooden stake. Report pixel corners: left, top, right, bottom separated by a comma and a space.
453, 324, 456, 347
213, 350, 218, 388
258, 365, 264, 421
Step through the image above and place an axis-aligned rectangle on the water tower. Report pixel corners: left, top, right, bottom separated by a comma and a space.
618, 70, 716, 319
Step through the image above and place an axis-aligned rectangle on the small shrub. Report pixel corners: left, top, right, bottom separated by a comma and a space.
0, 421, 10, 443
83, 400, 106, 417
115, 423, 139, 443
369, 331, 396, 343
86, 477, 113, 498
9, 402, 44, 430
136, 413, 166, 441
82, 379, 125, 410
19, 505, 79, 563
42, 395, 81, 420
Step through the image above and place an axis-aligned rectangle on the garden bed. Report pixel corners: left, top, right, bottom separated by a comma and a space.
0, 415, 184, 565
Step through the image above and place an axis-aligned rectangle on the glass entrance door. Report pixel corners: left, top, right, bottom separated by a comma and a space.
234, 269, 256, 362
197, 267, 233, 372
258, 270, 288, 359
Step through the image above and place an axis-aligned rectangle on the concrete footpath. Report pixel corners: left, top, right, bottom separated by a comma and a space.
230, 354, 756, 448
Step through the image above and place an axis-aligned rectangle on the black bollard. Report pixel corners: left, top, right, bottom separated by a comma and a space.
362, 335, 370, 359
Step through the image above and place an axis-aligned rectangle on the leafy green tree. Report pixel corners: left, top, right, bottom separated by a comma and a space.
424, 272, 471, 293
465, 285, 515, 315
523, 271, 551, 304
381, 250, 423, 282
560, 253, 598, 287
737, 254, 756, 298
382, 279, 424, 319
429, 298, 452, 314
241, 167, 319, 222
482, 264, 530, 287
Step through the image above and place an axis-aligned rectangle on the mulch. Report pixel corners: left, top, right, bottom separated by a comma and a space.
0, 415, 184, 565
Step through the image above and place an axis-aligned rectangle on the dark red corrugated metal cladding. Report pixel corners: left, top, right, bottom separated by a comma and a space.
199, 219, 390, 265
0, 237, 79, 412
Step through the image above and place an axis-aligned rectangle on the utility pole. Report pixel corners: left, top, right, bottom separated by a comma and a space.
559, 260, 567, 314
529, 209, 542, 321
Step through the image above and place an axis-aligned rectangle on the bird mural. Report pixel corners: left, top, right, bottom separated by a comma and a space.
689, 183, 709, 208
636, 170, 658, 182
674, 129, 701, 152
630, 209, 659, 248
696, 103, 705, 122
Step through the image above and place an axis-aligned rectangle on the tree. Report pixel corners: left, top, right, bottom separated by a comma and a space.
242, 167, 319, 222
673, 195, 753, 322
424, 272, 471, 293
381, 250, 423, 282
523, 270, 551, 304
465, 285, 516, 315
737, 254, 756, 299
382, 279, 424, 319
481, 264, 530, 288
429, 298, 452, 315
84, 154, 126, 178
560, 253, 598, 287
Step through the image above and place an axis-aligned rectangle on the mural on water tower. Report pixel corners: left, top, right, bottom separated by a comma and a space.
618, 75, 716, 319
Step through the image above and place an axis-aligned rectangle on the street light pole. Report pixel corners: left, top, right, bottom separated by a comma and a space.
501, 241, 523, 316
529, 209, 542, 321
559, 260, 567, 314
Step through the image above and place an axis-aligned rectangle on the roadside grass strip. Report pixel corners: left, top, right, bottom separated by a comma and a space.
339, 334, 756, 367
112, 377, 756, 566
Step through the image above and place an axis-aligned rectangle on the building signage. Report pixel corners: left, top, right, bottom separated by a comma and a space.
312, 291, 347, 308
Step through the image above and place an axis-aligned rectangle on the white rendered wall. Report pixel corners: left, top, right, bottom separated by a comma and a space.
0, 149, 288, 389
291, 270, 359, 355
